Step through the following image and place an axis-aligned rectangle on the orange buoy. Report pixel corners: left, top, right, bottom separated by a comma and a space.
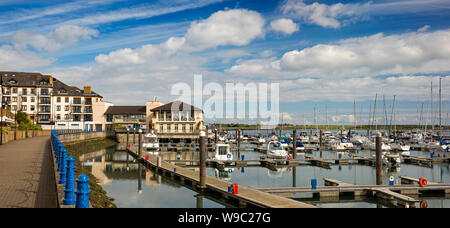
420, 200, 428, 208
419, 177, 428, 187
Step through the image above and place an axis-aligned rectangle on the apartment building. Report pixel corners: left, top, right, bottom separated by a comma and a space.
150, 101, 203, 134
0, 71, 108, 130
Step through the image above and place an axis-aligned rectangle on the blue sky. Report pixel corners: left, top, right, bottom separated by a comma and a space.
0, 0, 449, 125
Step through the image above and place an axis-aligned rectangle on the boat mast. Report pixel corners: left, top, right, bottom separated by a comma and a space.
389, 95, 396, 137
383, 95, 388, 134
368, 104, 372, 137
431, 80, 434, 131
373, 93, 378, 134
353, 100, 356, 130
439, 77, 442, 135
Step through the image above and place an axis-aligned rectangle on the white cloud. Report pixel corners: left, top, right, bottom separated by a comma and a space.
229, 29, 450, 78
417, 25, 430, 32
184, 9, 266, 50
270, 18, 299, 35
12, 25, 98, 52
0, 45, 54, 70
281, 0, 371, 28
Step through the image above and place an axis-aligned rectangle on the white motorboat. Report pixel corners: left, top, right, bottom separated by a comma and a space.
391, 143, 410, 154
214, 143, 233, 162
143, 131, 159, 153
267, 141, 288, 159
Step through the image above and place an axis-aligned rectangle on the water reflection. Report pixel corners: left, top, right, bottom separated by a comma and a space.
77, 141, 450, 208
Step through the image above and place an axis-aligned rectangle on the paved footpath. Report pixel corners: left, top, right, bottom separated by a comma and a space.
0, 136, 58, 208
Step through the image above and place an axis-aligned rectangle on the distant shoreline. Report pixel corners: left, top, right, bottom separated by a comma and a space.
210, 124, 450, 131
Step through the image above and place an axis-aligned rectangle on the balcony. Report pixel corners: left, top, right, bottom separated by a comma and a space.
38, 110, 51, 114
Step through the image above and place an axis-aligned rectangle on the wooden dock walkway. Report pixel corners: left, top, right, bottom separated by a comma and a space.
257, 178, 450, 208
128, 149, 315, 208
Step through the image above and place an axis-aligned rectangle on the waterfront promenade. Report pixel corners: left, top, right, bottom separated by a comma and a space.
0, 136, 57, 208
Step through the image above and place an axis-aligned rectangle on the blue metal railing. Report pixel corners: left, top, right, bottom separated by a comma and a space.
51, 130, 94, 208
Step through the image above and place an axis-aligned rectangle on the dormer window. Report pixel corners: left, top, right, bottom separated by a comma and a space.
59, 89, 67, 94
39, 80, 48, 85
9, 79, 17, 84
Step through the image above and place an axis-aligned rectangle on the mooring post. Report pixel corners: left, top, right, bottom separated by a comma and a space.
75, 174, 91, 208
133, 127, 136, 145
237, 129, 241, 160
63, 156, 76, 205
126, 127, 129, 148
293, 130, 297, 159
319, 129, 323, 150
376, 131, 383, 185
196, 194, 204, 208
199, 131, 207, 189
214, 129, 218, 143
138, 129, 143, 158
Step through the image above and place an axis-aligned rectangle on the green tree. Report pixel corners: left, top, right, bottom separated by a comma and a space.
15, 111, 30, 125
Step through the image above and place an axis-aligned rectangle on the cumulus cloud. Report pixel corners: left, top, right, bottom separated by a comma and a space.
184, 9, 266, 50
417, 25, 430, 32
229, 29, 450, 78
12, 25, 98, 52
0, 45, 54, 70
270, 18, 299, 35
281, 0, 371, 28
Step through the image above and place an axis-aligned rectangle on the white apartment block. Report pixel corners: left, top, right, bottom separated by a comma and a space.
1, 71, 110, 131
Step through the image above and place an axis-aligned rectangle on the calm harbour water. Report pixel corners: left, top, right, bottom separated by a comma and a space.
79, 139, 450, 208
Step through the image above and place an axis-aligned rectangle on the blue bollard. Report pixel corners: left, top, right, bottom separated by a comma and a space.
174, 168, 177, 173
59, 150, 67, 184
311, 179, 317, 190
228, 185, 231, 193
431, 152, 434, 158
241, 167, 245, 173
338, 153, 342, 159
241, 155, 245, 160
75, 174, 91, 208
63, 156, 76, 205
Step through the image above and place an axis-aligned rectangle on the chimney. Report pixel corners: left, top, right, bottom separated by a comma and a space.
84, 86, 92, 94
49, 76, 53, 85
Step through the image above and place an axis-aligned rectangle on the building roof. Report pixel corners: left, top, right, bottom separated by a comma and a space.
52, 79, 102, 98
151, 101, 202, 112
0, 71, 102, 98
0, 71, 52, 87
105, 106, 146, 115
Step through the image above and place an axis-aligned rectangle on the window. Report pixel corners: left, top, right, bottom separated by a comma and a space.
218, 146, 228, 155
40, 89, 49, 95
56, 114, 61, 120
12, 105, 17, 111
174, 124, 179, 132
65, 114, 69, 120
12, 88, 17, 94
182, 124, 186, 132
31, 105, 35, 111
57, 105, 61, 111
65, 106, 69, 111
57, 97, 61, 102
22, 89, 27, 95
22, 96, 27, 102
31, 89, 36, 95
12, 97, 17, 102
190, 124, 194, 132
65, 97, 69, 103
167, 124, 171, 132
21, 105, 27, 111
160, 125, 163, 132
31, 97, 35, 102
